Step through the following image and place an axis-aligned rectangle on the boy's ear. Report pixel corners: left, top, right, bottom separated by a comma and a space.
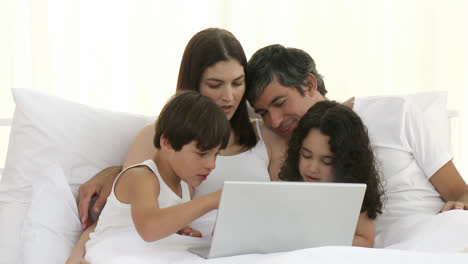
302, 73, 318, 97
160, 135, 174, 151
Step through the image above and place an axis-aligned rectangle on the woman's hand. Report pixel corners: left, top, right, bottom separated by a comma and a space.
78, 166, 122, 229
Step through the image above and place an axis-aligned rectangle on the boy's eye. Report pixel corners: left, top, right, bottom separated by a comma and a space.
197, 152, 208, 157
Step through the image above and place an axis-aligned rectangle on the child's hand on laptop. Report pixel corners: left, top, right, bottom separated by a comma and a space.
178, 226, 202, 237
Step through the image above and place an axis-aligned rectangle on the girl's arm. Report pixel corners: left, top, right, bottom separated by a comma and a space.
352, 211, 375, 247
120, 167, 220, 242
65, 222, 96, 264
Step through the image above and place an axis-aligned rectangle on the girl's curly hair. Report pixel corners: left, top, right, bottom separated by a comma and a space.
279, 101, 384, 219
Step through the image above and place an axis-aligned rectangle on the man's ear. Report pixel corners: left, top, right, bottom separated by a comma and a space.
160, 135, 174, 151
302, 73, 318, 96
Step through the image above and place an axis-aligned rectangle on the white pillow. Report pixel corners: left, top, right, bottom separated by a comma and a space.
21, 164, 82, 264
0, 88, 154, 264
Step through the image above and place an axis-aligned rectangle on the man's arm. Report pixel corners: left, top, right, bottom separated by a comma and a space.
78, 166, 121, 230
430, 161, 468, 212
77, 123, 157, 229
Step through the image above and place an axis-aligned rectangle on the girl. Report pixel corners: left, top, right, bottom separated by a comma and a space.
67, 91, 231, 263
279, 100, 384, 247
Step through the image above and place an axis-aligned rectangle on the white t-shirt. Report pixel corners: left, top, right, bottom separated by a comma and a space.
353, 96, 452, 247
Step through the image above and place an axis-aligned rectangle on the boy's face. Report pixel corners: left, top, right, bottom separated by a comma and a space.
170, 141, 221, 187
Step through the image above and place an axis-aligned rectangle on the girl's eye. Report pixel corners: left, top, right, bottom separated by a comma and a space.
301, 153, 312, 159
322, 158, 333, 166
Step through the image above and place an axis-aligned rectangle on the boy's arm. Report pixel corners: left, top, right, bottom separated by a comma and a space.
66, 222, 97, 264
352, 212, 375, 247
126, 169, 220, 242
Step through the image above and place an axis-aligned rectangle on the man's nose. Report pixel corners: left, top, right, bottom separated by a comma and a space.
268, 109, 283, 129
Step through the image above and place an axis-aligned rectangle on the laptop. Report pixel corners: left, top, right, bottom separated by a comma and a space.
189, 181, 366, 259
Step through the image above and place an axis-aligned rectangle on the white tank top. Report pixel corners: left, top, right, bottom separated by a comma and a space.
87, 159, 190, 246
193, 119, 270, 198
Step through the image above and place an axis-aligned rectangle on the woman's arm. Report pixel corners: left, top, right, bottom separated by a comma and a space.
77, 123, 157, 229
120, 167, 220, 242
430, 161, 468, 212
123, 122, 157, 168
65, 222, 97, 264
352, 212, 375, 247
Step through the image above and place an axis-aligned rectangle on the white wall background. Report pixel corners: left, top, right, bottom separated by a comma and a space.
1, 0, 467, 180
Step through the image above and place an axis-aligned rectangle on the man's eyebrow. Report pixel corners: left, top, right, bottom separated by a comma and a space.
269, 95, 286, 107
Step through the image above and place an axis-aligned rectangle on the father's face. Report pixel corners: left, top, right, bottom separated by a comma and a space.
253, 78, 319, 138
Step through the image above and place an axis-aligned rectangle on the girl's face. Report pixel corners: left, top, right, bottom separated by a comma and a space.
199, 59, 245, 120
298, 129, 335, 182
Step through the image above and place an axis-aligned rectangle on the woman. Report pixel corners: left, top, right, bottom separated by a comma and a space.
68, 28, 285, 263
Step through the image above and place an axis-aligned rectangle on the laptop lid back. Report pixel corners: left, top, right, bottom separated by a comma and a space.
208, 181, 366, 258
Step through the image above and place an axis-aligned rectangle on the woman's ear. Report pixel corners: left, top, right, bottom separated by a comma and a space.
302, 73, 318, 96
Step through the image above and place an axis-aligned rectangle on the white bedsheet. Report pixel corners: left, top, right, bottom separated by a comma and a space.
85, 210, 468, 264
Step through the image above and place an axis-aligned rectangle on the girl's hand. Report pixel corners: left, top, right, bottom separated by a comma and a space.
177, 226, 202, 237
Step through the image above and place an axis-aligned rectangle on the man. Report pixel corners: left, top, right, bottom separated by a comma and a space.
245, 44, 468, 247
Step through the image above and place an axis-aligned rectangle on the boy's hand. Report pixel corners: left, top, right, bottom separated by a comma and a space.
65, 256, 89, 264
177, 226, 202, 237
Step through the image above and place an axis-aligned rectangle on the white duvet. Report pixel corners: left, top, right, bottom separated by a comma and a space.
85, 210, 468, 264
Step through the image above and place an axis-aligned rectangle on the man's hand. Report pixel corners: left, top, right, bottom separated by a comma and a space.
77, 166, 122, 230
177, 226, 202, 237
439, 201, 468, 213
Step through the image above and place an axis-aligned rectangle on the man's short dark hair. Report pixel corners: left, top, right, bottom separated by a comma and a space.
154, 90, 230, 151
246, 44, 327, 104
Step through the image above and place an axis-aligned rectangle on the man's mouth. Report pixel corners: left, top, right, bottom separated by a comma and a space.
278, 120, 296, 135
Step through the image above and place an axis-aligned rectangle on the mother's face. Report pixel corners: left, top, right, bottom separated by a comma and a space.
199, 59, 245, 120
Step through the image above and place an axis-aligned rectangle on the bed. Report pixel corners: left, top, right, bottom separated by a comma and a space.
0, 88, 467, 264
